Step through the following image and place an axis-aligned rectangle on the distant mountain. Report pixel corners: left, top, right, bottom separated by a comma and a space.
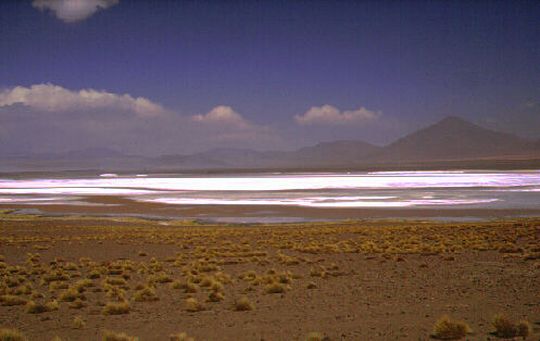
157, 148, 264, 168
370, 116, 537, 163
61, 147, 126, 159
156, 141, 380, 169
2, 116, 539, 173
294, 140, 380, 166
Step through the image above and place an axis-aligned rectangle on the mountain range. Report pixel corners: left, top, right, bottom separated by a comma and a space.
2, 116, 539, 173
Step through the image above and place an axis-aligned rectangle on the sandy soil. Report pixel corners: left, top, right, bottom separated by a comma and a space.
0, 213, 539, 340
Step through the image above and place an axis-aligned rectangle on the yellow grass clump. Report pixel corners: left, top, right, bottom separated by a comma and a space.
73, 315, 86, 329
59, 288, 81, 302
26, 300, 52, 314
492, 314, 531, 338
234, 296, 254, 311
432, 315, 471, 340
133, 287, 159, 302
102, 301, 130, 315
68, 298, 86, 309
207, 291, 224, 302
169, 332, 195, 341
264, 281, 287, 294
305, 332, 328, 341
102, 330, 139, 341
0, 295, 27, 306
185, 297, 203, 312
0, 328, 27, 341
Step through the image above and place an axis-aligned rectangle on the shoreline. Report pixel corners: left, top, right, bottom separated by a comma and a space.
1, 194, 540, 223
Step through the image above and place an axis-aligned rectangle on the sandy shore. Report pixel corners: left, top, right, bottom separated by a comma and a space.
2, 195, 540, 222
0, 212, 539, 340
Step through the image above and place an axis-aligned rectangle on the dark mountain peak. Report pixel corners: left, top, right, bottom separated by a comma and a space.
374, 116, 535, 163
427, 116, 486, 133
436, 115, 470, 125
309, 140, 377, 149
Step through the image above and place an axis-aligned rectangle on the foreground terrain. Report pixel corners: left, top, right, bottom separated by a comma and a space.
0, 212, 539, 340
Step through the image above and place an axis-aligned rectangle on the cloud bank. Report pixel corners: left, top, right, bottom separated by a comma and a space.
0, 84, 283, 154
0, 83, 166, 117
192, 106, 252, 129
295, 105, 380, 125
32, 0, 119, 23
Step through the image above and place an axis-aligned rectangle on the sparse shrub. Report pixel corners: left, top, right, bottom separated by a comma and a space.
169, 332, 194, 341
25, 301, 48, 314
102, 330, 138, 341
208, 291, 224, 302
73, 316, 85, 329
49, 281, 69, 291
234, 296, 254, 311
73, 279, 94, 292
0, 328, 27, 341
170, 280, 183, 290
102, 301, 130, 315
185, 297, 203, 312
69, 298, 86, 309
88, 270, 101, 279
30, 291, 44, 300
46, 300, 59, 311
305, 332, 328, 341
264, 281, 287, 294
184, 282, 199, 293
133, 287, 158, 302
432, 315, 471, 340
59, 288, 80, 302
492, 314, 531, 338
0, 295, 26, 306
104, 277, 127, 286
148, 273, 172, 284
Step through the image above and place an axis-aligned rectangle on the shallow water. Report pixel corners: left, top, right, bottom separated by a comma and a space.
1, 170, 540, 210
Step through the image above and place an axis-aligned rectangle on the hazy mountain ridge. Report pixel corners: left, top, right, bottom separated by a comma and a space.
2, 116, 539, 172
369, 116, 537, 163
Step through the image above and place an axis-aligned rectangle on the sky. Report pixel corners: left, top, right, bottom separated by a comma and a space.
0, 0, 539, 155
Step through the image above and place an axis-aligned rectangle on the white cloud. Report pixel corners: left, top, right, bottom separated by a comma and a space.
0, 83, 166, 117
295, 104, 381, 125
32, 0, 118, 23
192, 106, 252, 129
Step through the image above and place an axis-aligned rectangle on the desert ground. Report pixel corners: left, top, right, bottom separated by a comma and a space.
1, 211, 539, 340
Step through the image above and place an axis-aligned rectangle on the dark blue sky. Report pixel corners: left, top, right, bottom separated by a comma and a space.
0, 0, 539, 154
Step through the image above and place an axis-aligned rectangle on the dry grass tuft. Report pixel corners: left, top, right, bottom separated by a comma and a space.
0, 295, 27, 306
432, 315, 471, 340
133, 287, 159, 302
102, 301, 130, 315
305, 332, 329, 341
264, 281, 287, 294
59, 288, 81, 302
25, 301, 49, 314
492, 314, 531, 338
68, 298, 86, 309
207, 291, 224, 302
0, 328, 27, 341
72, 315, 86, 329
185, 297, 203, 312
169, 332, 195, 341
102, 330, 139, 341
234, 296, 254, 311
